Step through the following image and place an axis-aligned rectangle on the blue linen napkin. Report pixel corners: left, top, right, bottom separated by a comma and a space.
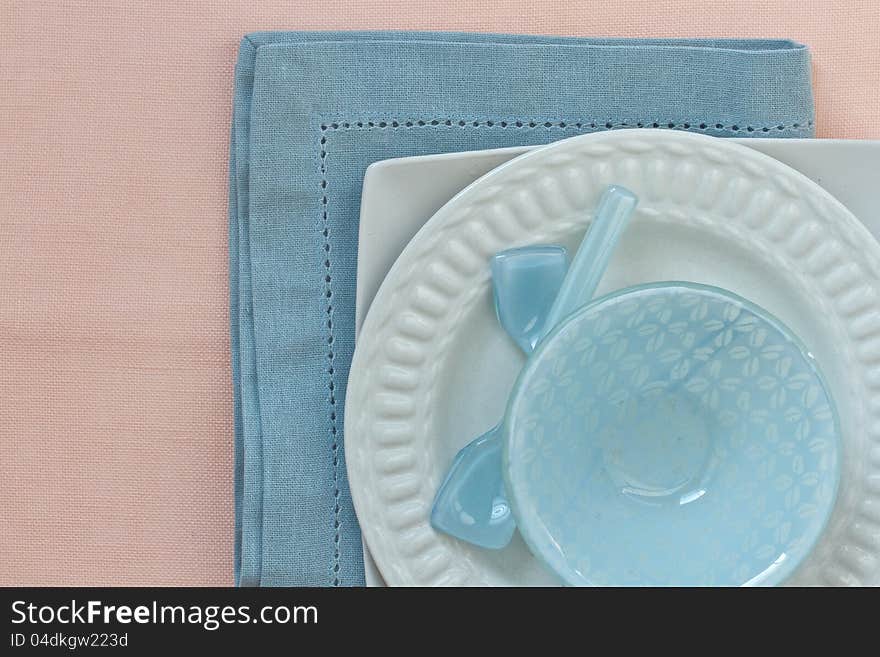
229, 31, 814, 586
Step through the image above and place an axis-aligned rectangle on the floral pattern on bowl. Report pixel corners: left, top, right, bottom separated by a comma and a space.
504, 282, 840, 586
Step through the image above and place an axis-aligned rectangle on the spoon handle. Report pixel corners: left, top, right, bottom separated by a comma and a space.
540, 185, 638, 335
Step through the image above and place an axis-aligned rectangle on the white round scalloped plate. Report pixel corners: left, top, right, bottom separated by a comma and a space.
345, 129, 880, 586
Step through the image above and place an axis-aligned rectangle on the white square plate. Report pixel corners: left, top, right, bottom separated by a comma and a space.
355, 138, 880, 586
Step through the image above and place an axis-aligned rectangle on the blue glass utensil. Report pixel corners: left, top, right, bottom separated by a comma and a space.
429, 245, 568, 549
431, 186, 639, 548
491, 246, 570, 354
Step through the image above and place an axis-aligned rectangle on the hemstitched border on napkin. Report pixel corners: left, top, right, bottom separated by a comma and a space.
319, 119, 814, 134
318, 131, 343, 586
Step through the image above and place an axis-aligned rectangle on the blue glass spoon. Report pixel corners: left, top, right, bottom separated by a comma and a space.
431, 185, 639, 549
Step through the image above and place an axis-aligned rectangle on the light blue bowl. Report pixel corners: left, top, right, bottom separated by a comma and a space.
502, 282, 841, 586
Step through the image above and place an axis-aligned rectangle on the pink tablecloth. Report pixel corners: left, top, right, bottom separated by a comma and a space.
2, 0, 878, 585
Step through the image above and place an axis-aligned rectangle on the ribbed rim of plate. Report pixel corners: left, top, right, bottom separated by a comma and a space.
346, 129, 880, 586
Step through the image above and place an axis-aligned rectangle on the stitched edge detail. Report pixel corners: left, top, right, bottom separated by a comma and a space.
320, 119, 813, 133
319, 126, 342, 586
